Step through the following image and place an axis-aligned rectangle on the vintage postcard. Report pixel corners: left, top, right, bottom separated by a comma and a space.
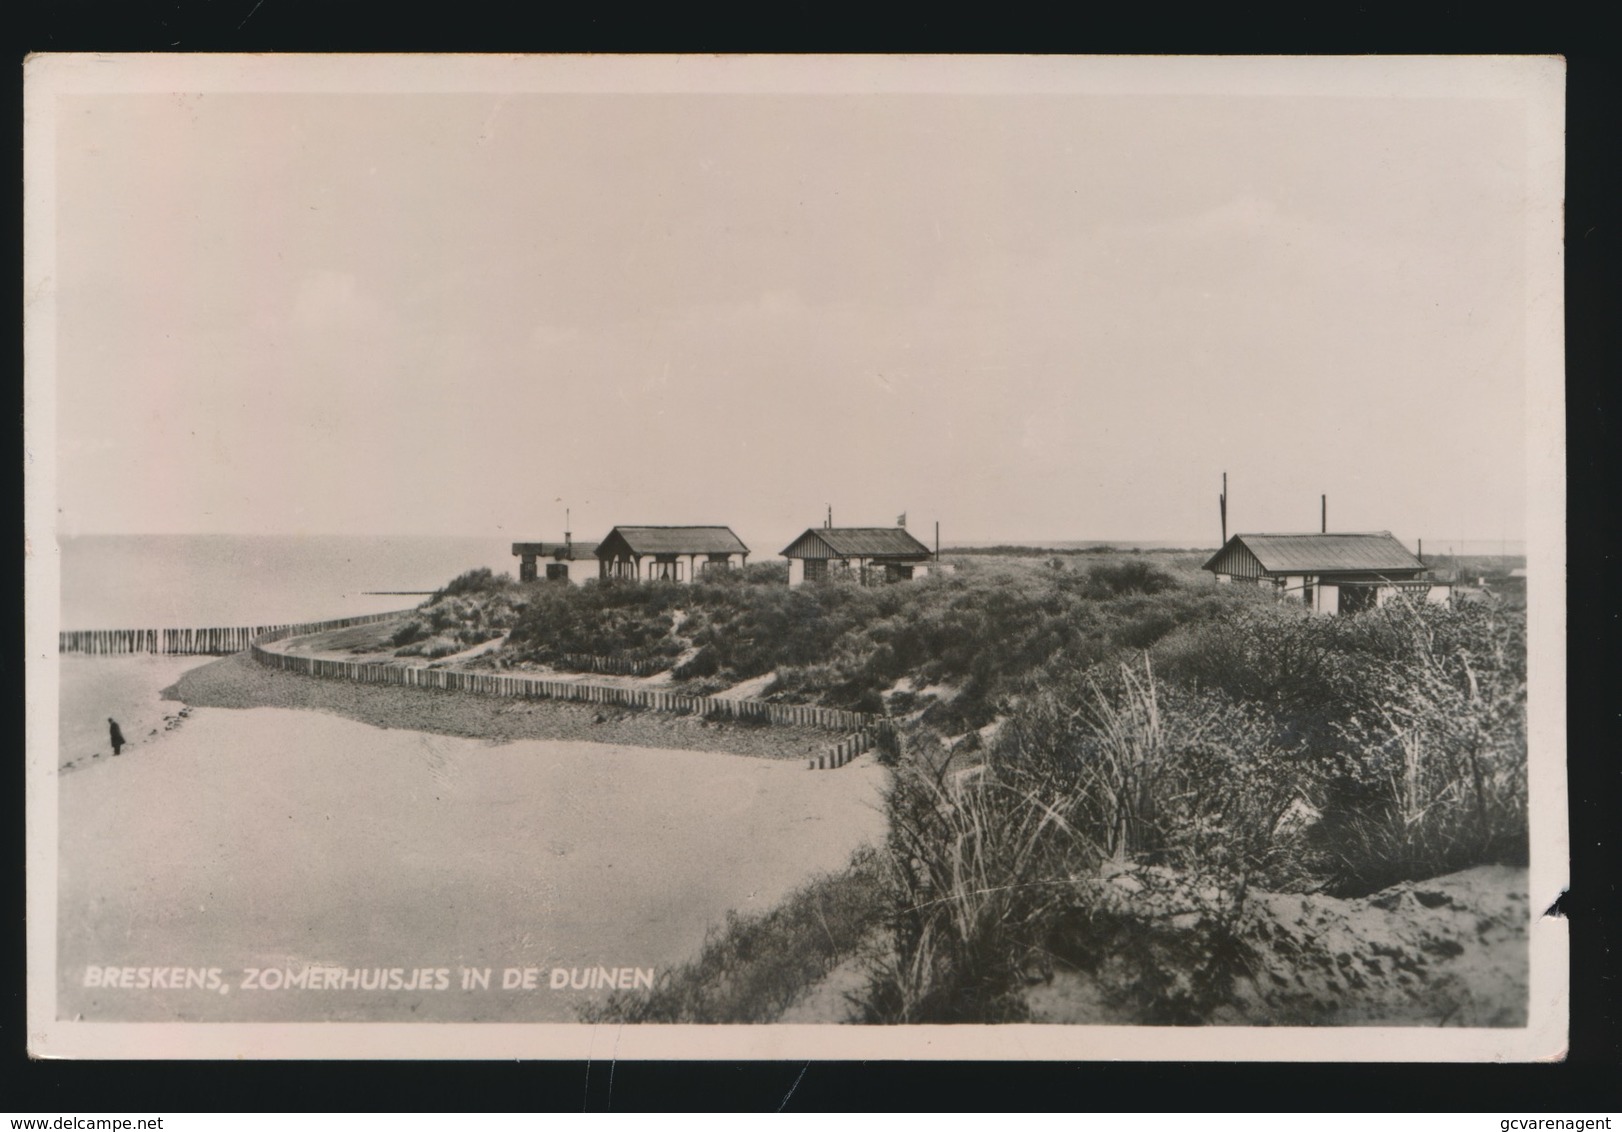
24, 54, 1567, 1060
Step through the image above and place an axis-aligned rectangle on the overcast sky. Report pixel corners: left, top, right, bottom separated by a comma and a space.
50, 85, 1534, 550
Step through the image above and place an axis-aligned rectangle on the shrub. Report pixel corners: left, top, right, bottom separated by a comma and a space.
1084, 559, 1177, 598
504, 579, 686, 667
864, 639, 1501, 1021
997, 656, 1309, 888
433, 566, 510, 600
672, 646, 720, 680
581, 848, 886, 1023
1309, 598, 1528, 893
1151, 595, 1528, 894
390, 619, 427, 648
420, 637, 464, 659
394, 633, 464, 659
1150, 602, 1375, 758
856, 587, 1528, 1021
436, 554, 1249, 727
700, 560, 789, 586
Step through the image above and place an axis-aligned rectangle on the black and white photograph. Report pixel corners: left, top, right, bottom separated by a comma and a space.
23, 54, 1567, 1061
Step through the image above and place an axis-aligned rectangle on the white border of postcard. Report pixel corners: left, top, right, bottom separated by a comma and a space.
24, 52, 1568, 1061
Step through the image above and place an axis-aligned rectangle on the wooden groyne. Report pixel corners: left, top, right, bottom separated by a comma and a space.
58, 611, 409, 657
66, 607, 886, 768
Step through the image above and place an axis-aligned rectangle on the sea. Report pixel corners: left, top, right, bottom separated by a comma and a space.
57, 534, 518, 630
54, 532, 1528, 632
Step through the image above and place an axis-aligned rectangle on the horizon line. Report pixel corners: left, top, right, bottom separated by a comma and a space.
52, 530, 1530, 550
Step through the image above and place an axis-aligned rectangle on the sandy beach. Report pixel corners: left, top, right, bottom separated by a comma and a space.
56, 653, 888, 1023
57, 654, 215, 773
58, 703, 887, 1023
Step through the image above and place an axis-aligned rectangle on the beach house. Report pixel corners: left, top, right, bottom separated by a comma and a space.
594, 526, 750, 582
512, 534, 600, 584
1202, 531, 1450, 614
781, 526, 937, 586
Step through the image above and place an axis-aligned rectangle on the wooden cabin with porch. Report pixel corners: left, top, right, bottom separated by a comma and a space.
1203, 531, 1450, 614
782, 526, 937, 586
594, 526, 750, 583
512, 536, 600, 584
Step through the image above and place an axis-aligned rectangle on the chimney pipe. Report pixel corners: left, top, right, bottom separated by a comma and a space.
1219, 472, 1228, 544
935, 521, 940, 562
1321, 494, 1326, 534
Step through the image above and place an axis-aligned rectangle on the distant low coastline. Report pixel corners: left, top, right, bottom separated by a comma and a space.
941, 543, 1210, 557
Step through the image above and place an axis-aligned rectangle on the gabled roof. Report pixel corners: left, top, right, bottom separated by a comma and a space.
1204, 532, 1425, 575
781, 527, 934, 559
596, 526, 749, 557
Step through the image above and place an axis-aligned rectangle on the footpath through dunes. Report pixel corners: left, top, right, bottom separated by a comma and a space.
58, 708, 889, 1022
173, 651, 843, 761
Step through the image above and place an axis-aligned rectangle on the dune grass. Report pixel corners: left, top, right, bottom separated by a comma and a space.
862, 596, 1528, 1021
414, 556, 1527, 1024
578, 847, 887, 1024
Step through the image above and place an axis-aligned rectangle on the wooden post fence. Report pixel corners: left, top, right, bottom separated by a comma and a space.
64, 608, 888, 759
232, 615, 884, 745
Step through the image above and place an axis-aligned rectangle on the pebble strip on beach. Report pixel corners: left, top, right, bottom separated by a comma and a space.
173, 652, 842, 761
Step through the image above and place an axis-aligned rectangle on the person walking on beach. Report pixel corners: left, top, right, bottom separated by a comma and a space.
108, 717, 126, 757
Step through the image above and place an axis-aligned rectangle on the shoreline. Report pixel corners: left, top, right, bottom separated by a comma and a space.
58, 653, 217, 773
173, 652, 855, 762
